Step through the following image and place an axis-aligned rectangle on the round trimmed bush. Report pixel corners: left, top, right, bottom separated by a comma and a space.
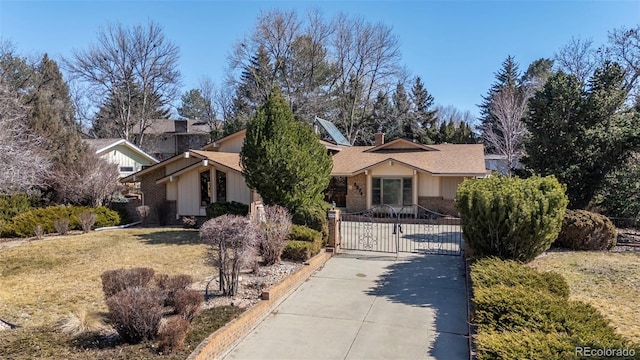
553, 210, 617, 250
455, 176, 568, 262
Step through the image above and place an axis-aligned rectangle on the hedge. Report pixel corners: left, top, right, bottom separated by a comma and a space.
471, 258, 639, 359
2, 206, 120, 238
205, 201, 249, 219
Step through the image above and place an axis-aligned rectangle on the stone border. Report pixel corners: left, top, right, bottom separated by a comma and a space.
187, 249, 333, 360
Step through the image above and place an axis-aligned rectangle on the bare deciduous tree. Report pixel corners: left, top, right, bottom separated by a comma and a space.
53, 150, 121, 207
257, 205, 292, 266
608, 26, 640, 94
331, 14, 403, 144
65, 21, 180, 146
0, 82, 51, 194
554, 37, 599, 86
481, 87, 529, 176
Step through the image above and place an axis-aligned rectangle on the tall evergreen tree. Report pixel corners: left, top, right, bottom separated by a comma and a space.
393, 82, 420, 141
523, 62, 640, 209
411, 77, 438, 143
240, 87, 332, 213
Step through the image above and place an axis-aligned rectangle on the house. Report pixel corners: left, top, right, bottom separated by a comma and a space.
132, 119, 214, 161
485, 154, 521, 175
84, 138, 159, 178
121, 128, 486, 222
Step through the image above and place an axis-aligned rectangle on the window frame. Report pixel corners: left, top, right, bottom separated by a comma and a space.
372, 177, 413, 206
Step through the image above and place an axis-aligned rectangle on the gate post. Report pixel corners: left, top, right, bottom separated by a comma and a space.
327, 209, 341, 252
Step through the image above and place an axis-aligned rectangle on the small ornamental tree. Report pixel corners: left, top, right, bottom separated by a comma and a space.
240, 86, 332, 214
199, 215, 258, 296
455, 176, 568, 262
258, 205, 292, 265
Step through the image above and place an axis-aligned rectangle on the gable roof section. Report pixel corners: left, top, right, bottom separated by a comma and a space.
364, 138, 439, 153
331, 143, 486, 176
155, 151, 242, 184
84, 138, 159, 164
201, 129, 247, 151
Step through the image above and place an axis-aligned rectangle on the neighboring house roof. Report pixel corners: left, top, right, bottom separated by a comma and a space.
131, 119, 215, 135
84, 138, 159, 164
331, 140, 486, 176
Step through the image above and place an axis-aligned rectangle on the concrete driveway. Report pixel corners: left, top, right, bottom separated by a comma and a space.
224, 251, 469, 360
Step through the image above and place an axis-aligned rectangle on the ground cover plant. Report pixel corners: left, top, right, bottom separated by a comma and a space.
530, 251, 640, 341
471, 258, 640, 360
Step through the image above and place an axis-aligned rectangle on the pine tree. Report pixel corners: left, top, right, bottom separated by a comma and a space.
393, 82, 420, 141
230, 45, 275, 128
240, 87, 332, 212
479, 55, 521, 150
370, 91, 395, 137
523, 62, 640, 209
411, 77, 438, 143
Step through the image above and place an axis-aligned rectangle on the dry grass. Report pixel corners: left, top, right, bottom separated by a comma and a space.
529, 250, 640, 341
0, 227, 212, 329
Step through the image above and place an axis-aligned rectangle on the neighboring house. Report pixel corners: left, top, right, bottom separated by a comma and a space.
484, 154, 522, 176
121, 128, 487, 222
84, 138, 159, 178
132, 119, 214, 161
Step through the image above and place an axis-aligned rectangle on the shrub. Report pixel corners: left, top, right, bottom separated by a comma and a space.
158, 316, 191, 353
53, 218, 70, 235
93, 206, 120, 228
34, 224, 44, 240
476, 330, 577, 360
0, 193, 32, 226
282, 225, 324, 261
173, 289, 203, 321
79, 212, 97, 233
108, 200, 133, 225
258, 205, 292, 265
156, 274, 193, 307
200, 215, 259, 296
471, 258, 569, 298
58, 309, 106, 336
106, 287, 164, 343
291, 202, 330, 244
205, 201, 249, 218
455, 176, 568, 262
2, 205, 119, 237
136, 205, 151, 227
182, 216, 197, 229
155, 201, 172, 226
554, 209, 617, 250
101, 267, 156, 298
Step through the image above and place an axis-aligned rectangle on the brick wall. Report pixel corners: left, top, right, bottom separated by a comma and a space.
139, 167, 170, 225
187, 250, 333, 360
418, 196, 458, 216
346, 173, 367, 212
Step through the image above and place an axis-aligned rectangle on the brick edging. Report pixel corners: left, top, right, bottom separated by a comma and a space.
187, 250, 333, 360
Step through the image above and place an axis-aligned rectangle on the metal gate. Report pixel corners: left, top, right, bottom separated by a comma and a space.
339, 204, 463, 256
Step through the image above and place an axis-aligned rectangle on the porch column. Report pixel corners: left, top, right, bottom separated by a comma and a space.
413, 170, 419, 216
327, 209, 341, 251
365, 170, 372, 209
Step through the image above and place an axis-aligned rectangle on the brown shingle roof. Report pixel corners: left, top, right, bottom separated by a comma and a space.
331, 141, 486, 175
190, 150, 242, 172
84, 138, 124, 151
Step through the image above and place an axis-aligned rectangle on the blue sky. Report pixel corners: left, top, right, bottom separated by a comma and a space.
1, 1, 638, 121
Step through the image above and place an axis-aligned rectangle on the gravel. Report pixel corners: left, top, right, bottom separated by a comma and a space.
193, 262, 303, 309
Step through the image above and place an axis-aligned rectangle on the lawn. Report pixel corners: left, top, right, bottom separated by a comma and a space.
0, 227, 213, 329
529, 250, 640, 341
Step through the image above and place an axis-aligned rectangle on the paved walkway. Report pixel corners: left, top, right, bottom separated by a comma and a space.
224, 251, 469, 360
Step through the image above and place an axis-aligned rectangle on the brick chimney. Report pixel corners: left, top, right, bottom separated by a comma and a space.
374, 132, 385, 146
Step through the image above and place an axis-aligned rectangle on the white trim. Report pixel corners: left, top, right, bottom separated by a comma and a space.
93, 139, 159, 164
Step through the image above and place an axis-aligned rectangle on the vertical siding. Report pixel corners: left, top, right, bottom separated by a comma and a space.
370, 162, 414, 176
177, 168, 202, 216
440, 177, 465, 199
226, 171, 251, 204
166, 182, 178, 201
418, 173, 440, 197
166, 158, 200, 174
101, 145, 156, 176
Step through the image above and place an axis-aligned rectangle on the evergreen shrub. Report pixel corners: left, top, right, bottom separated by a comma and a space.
554, 209, 617, 250
205, 201, 249, 218
3, 205, 120, 237
455, 176, 568, 262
